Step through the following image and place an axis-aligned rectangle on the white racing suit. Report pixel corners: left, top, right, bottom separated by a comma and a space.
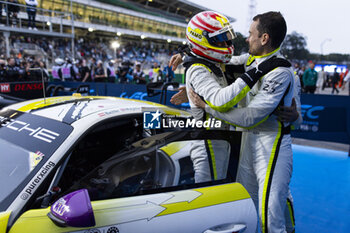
201, 49, 298, 233
186, 62, 231, 183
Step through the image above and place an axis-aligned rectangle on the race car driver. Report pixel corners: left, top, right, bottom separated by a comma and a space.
187, 12, 297, 233
183, 11, 232, 183
182, 11, 292, 184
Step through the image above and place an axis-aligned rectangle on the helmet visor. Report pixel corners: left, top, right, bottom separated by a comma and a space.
207, 25, 236, 48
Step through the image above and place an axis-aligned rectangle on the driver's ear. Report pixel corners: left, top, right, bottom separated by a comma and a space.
261, 33, 270, 46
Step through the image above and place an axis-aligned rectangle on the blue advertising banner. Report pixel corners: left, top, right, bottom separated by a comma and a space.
50, 82, 350, 146
292, 94, 350, 145
49, 81, 182, 108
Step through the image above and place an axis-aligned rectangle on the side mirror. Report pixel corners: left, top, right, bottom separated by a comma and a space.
47, 189, 95, 228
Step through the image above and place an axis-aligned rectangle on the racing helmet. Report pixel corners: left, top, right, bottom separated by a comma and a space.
55, 58, 64, 66
186, 11, 236, 63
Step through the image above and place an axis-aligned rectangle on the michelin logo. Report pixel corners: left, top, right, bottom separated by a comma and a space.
143, 110, 161, 129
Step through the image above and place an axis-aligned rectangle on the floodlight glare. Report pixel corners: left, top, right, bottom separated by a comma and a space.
112, 41, 120, 49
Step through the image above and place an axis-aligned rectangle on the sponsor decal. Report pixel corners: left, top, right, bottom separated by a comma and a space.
189, 29, 202, 39
0, 116, 60, 143
0, 83, 10, 93
14, 83, 43, 92
52, 198, 68, 216
106, 226, 119, 233
84, 230, 101, 233
71, 225, 119, 233
21, 161, 56, 200
29, 152, 45, 171
98, 107, 140, 117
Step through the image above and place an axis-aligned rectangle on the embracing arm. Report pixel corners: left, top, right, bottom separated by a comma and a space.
204, 69, 293, 128
189, 56, 292, 113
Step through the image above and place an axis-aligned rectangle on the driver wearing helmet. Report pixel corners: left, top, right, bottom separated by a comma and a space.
184, 11, 234, 183
183, 11, 299, 233
184, 11, 290, 183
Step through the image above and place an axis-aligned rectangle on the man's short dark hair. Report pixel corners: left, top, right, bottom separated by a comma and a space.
253, 11, 287, 49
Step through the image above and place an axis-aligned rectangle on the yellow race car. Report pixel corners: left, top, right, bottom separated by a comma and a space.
0, 96, 257, 233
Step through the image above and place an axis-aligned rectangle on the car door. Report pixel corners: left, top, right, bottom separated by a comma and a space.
8, 130, 257, 233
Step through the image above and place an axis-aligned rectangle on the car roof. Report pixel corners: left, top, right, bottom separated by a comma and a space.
6, 96, 189, 124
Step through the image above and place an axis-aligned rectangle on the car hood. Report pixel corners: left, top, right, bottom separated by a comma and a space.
6, 96, 190, 124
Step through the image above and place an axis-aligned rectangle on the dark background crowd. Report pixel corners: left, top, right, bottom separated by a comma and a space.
0, 35, 177, 84
0, 32, 348, 94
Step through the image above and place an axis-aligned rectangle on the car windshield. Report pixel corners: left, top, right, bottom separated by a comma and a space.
0, 140, 42, 202
0, 109, 73, 206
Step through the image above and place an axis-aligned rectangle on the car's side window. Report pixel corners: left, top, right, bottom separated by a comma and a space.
55, 117, 147, 197
66, 146, 175, 201
52, 130, 241, 203
70, 152, 157, 200
62, 138, 236, 202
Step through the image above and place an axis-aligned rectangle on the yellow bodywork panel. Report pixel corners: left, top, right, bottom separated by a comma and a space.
15, 96, 189, 117
8, 183, 249, 233
158, 183, 250, 216
0, 212, 11, 233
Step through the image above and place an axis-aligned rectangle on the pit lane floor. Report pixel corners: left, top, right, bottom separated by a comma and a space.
291, 143, 350, 232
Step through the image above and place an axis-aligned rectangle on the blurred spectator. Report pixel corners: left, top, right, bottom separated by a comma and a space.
72, 59, 80, 81
0, 2, 3, 24
7, 0, 20, 27
133, 62, 146, 84
6, 57, 19, 82
339, 69, 347, 88
77, 59, 90, 82
52, 58, 63, 81
0, 59, 6, 82
106, 60, 116, 83
61, 58, 76, 81
342, 70, 350, 95
331, 67, 339, 94
18, 60, 27, 80
29, 61, 42, 81
116, 60, 133, 83
293, 63, 303, 88
149, 62, 162, 83
39, 61, 49, 81
25, 0, 37, 30
89, 57, 97, 81
94, 60, 106, 82
163, 62, 175, 83
302, 61, 317, 94
316, 66, 327, 93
